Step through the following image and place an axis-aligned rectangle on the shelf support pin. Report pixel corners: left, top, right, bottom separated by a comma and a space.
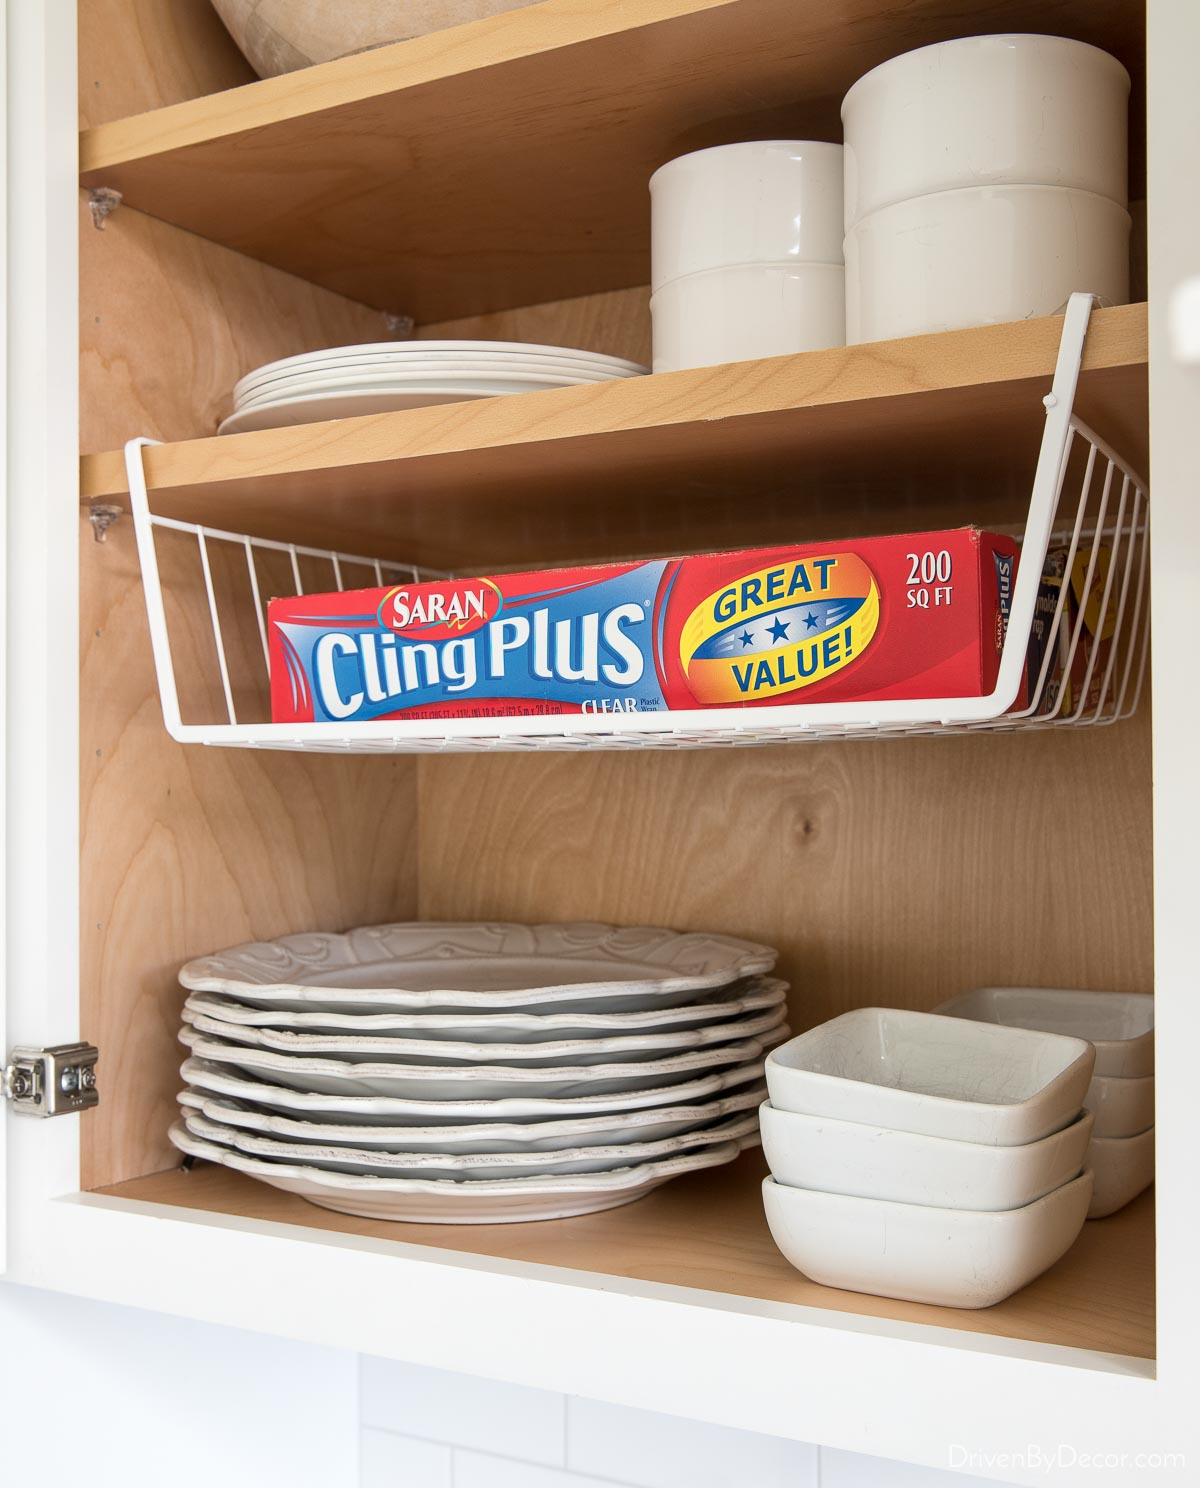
87, 187, 123, 229
87, 503, 124, 543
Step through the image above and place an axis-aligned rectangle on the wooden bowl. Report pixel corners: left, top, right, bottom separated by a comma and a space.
209, 0, 534, 78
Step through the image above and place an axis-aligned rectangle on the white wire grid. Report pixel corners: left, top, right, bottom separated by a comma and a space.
144, 517, 449, 734
123, 294, 1148, 754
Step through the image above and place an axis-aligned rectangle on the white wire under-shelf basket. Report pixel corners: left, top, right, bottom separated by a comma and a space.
123, 293, 1148, 754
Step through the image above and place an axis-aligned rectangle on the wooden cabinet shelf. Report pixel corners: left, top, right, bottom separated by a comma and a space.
77, 0, 1145, 323
101, 1150, 1155, 1362
80, 303, 1147, 572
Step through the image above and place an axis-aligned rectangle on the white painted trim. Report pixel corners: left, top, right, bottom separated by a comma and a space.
3, 0, 81, 1273
1147, 0, 1200, 1415
0, 3, 1196, 1484
0, 0, 8, 1276
14, 1189, 1167, 1487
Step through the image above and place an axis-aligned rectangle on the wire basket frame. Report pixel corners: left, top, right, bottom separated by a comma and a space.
135, 515, 449, 731
123, 293, 1148, 754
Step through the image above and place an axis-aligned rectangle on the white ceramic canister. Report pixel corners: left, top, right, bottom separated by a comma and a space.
842, 34, 1130, 232
650, 140, 844, 294
650, 262, 845, 372
844, 182, 1130, 343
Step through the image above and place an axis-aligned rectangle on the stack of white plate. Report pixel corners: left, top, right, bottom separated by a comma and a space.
169, 921, 788, 1224
219, 341, 649, 436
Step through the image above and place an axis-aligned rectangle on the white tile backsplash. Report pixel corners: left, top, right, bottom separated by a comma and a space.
566, 1397, 819, 1487
360, 1357, 565, 1465
357, 1357, 1000, 1488
454, 1449, 626, 1488
820, 1448, 1001, 1486
360, 1428, 453, 1488
0, 1285, 359, 1488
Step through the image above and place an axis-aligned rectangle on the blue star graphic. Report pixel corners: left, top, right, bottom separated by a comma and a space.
737, 629, 755, 648
767, 617, 789, 643
803, 611, 819, 631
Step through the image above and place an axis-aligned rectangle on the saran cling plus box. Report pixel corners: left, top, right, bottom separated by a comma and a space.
268, 529, 1017, 724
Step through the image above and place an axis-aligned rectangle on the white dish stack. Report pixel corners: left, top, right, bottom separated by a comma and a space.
841, 34, 1132, 342
936, 988, 1155, 1218
219, 341, 648, 435
649, 141, 845, 372
169, 921, 788, 1224
759, 1008, 1097, 1308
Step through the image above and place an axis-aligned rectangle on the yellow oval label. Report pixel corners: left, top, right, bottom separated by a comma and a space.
680, 554, 880, 703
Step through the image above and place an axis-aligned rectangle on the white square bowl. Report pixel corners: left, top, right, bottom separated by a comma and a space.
1087, 1126, 1155, 1218
935, 988, 1154, 1077
762, 1170, 1093, 1308
1085, 1072, 1156, 1139
760, 1102, 1094, 1211
765, 1008, 1095, 1146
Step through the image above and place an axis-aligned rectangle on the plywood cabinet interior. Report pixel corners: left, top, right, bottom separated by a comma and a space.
78, 195, 395, 452
76, 0, 1147, 321
416, 727, 1152, 1031
78, 2, 425, 1189
80, 519, 422, 1188
78, 0, 253, 128
79, 304, 1147, 569
104, 1154, 1155, 1359
74, 0, 1155, 1365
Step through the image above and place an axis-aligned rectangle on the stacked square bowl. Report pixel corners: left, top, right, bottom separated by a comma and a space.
936, 988, 1155, 1218
841, 33, 1131, 342
170, 921, 787, 1224
760, 1008, 1097, 1308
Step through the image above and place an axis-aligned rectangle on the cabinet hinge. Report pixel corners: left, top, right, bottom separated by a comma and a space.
3, 1043, 100, 1117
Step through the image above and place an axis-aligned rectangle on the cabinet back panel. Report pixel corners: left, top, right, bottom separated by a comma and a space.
418, 284, 652, 368
78, 195, 394, 452
417, 717, 1153, 1028
416, 293, 1153, 1016
79, 0, 254, 129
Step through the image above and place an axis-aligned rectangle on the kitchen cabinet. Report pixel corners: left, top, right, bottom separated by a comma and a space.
2, 2, 1195, 1482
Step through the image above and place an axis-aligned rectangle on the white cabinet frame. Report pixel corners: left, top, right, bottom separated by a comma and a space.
4, 3, 1198, 1482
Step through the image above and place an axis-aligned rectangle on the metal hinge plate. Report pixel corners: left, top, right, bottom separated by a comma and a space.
3, 1043, 99, 1116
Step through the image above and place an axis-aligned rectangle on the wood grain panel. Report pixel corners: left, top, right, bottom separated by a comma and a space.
78, 0, 1144, 319
80, 517, 422, 1188
416, 715, 1154, 1035
79, 0, 255, 129
78, 6, 425, 1190
78, 304, 1148, 569
79, 195, 394, 452
98, 1154, 1156, 1359
76, 2, 1155, 1288
418, 285, 652, 367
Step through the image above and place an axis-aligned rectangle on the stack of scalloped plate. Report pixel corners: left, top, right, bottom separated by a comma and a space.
170, 922, 786, 1224
219, 341, 649, 435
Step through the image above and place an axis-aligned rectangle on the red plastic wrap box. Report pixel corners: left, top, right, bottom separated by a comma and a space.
269, 528, 1018, 725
